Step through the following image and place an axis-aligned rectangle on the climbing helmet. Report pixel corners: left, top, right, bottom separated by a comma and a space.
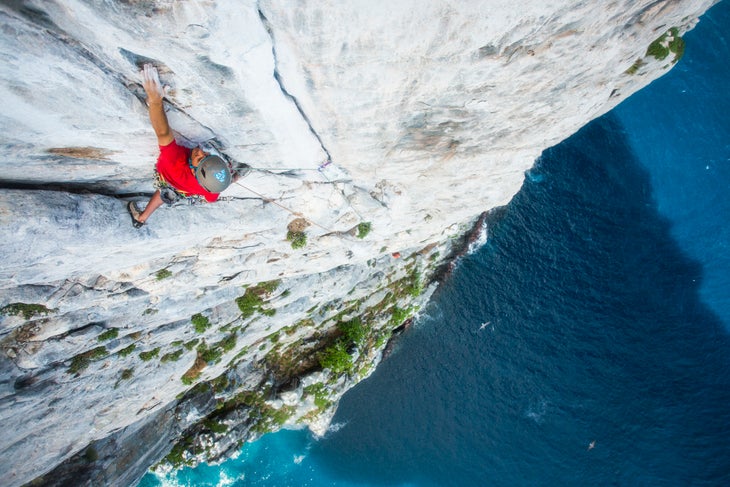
195, 155, 232, 193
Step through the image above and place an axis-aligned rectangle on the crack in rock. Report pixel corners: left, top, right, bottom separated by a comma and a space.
257, 7, 333, 166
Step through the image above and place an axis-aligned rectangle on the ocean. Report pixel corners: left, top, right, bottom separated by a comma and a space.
140, 1, 730, 485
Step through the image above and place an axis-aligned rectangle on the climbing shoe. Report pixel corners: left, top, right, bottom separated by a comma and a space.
127, 201, 144, 228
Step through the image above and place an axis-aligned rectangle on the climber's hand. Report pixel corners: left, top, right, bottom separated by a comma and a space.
142, 64, 164, 105
142, 63, 173, 145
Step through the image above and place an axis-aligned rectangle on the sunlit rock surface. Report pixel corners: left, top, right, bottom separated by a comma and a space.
0, 0, 716, 485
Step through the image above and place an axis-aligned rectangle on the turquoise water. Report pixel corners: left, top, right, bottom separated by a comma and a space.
140, 2, 730, 485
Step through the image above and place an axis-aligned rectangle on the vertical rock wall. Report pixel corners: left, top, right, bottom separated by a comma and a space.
0, 0, 717, 485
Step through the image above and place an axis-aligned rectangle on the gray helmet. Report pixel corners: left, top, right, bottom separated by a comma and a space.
195, 155, 232, 193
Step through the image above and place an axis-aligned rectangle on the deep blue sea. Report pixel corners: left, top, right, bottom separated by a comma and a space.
141, 2, 730, 485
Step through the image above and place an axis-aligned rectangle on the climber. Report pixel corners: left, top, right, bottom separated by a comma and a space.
127, 64, 235, 228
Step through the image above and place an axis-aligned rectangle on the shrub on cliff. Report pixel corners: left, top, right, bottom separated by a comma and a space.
356, 222, 372, 239
337, 317, 367, 347
236, 281, 279, 318
647, 27, 685, 63
287, 230, 307, 249
319, 341, 353, 374
191, 313, 211, 333
155, 268, 172, 280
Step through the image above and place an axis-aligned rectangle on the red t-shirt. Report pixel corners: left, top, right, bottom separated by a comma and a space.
156, 141, 219, 202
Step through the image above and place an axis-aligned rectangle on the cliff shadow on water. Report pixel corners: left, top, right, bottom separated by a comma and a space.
307, 114, 730, 487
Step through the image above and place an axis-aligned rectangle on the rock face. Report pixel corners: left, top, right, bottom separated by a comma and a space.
0, 1, 716, 485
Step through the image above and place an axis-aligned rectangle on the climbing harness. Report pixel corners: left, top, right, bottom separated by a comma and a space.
153, 170, 205, 205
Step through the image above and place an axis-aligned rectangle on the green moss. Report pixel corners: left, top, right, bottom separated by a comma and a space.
191, 313, 211, 333
236, 390, 267, 408
97, 328, 119, 342
181, 353, 206, 384
646, 37, 669, 60
211, 374, 229, 392
201, 336, 237, 363
1, 302, 53, 320
143, 308, 158, 315
270, 405, 295, 426
219, 334, 237, 353
155, 268, 172, 280
667, 28, 685, 63
189, 336, 235, 370
161, 349, 183, 363
204, 418, 229, 434
390, 306, 413, 327
407, 270, 424, 297
183, 338, 199, 351
232, 345, 250, 362
236, 281, 278, 318
84, 447, 98, 463
286, 230, 307, 249
257, 280, 281, 293
67, 346, 108, 374
303, 383, 332, 411
86, 347, 108, 359
299, 319, 315, 328
164, 435, 195, 468
210, 388, 295, 435
358, 363, 373, 379
356, 221, 372, 239
199, 345, 222, 364
286, 319, 313, 334
375, 331, 391, 349
252, 404, 295, 434
139, 347, 160, 361
120, 368, 134, 380
236, 292, 264, 319
318, 341, 352, 374
118, 344, 136, 357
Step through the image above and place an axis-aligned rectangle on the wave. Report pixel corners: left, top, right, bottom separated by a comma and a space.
326, 421, 347, 434
525, 398, 549, 424
145, 466, 243, 487
525, 167, 545, 184
466, 217, 489, 255
217, 471, 237, 487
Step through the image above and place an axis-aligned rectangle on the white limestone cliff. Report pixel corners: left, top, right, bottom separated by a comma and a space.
0, 1, 717, 485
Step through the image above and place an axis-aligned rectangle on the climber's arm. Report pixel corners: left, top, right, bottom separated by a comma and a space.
142, 64, 174, 146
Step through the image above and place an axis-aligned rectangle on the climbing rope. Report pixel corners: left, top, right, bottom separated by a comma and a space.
242, 161, 333, 175
228, 156, 369, 236
233, 180, 333, 233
